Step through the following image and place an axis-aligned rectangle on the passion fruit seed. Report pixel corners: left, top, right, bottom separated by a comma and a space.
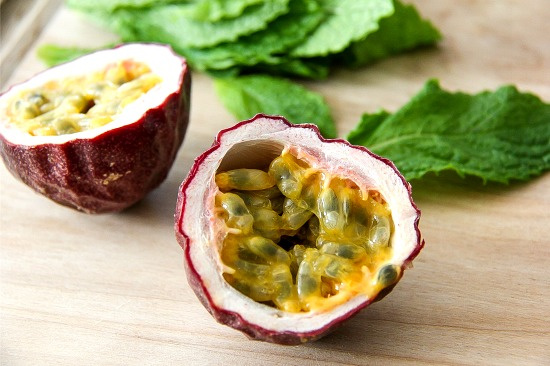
377, 264, 400, 287
216, 168, 276, 191
281, 198, 313, 230
272, 264, 301, 312
297, 249, 322, 299
8, 60, 161, 136
215, 149, 395, 313
250, 207, 283, 241
319, 242, 367, 261
216, 192, 254, 234
269, 156, 303, 200
234, 191, 272, 209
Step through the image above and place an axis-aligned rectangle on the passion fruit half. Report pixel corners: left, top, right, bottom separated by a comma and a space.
175, 114, 423, 344
0, 43, 191, 213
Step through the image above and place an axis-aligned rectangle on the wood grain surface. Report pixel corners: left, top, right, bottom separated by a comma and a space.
1, 1, 549, 365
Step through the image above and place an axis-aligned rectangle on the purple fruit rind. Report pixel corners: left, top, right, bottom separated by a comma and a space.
175, 114, 423, 344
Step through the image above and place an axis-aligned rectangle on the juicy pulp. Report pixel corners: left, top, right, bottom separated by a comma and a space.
7, 60, 161, 136
215, 149, 398, 313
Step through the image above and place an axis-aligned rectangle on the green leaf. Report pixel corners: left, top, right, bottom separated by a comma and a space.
338, 0, 441, 67
182, 0, 325, 71
182, 0, 264, 22
204, 57, 331, 80
290, 0, 394, 57
346, 110, 391, 141
36, 44, 100, 67
214, 75, 337, 138
65, 0, 441, 78
115, 0, 290, 49
69, 0, 290, 49
347, 80, 550, 183
246, 57, 331, 79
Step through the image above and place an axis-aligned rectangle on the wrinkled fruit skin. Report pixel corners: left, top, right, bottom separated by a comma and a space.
175, 115, 423, 345
0, 45, 191, 213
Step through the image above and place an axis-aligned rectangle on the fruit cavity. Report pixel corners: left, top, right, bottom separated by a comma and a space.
7, 60, 161, 136
215, 149, 397, 313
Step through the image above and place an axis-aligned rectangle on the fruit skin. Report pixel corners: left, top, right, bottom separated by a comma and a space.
175, 114, 423, 345
0, 44, 191, 213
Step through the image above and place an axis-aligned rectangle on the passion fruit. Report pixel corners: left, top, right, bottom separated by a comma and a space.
175, 114, 423, 344
0, 43, 191, 213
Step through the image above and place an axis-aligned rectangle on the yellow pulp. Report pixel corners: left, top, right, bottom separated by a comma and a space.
8, 60, 161, 136
215, 149, 397, 313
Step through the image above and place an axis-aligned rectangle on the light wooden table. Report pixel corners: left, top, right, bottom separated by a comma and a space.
1, 1, 549, 365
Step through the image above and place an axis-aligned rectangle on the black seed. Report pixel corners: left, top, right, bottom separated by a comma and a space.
377, 265, 399, 286
237, 246, 263, 263
28, 93, 47, 106
338, 246, 355, 259
299, 276, 318, 296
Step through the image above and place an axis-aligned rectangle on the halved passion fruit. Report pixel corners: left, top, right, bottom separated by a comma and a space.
175, 115, 423, 344
0, 43, 191, 213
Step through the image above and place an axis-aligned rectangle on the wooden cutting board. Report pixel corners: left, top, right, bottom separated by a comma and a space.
1, 1, 549, 365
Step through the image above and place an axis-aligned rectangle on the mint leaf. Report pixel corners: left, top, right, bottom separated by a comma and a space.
347, 110, 391, 141
347, 80, 550, 183
64, 0, 441, 79
290, 0, 394, 57
338, 0, 441, 67
36, 44, 101, 67
73, 0, 290, 49
207, 57, 330, 80
248, 57, 331, 79
214, 75, 337, 138
133, 1, 290, 48
183, 0, 324, 71
182, 0, 264, 22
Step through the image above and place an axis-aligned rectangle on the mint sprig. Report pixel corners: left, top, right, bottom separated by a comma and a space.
348, 80, 550, 183
214, 75, 337, 138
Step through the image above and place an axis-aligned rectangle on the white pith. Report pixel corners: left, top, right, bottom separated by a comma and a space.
181, 116, 420, 333
0, 43, 184, 146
